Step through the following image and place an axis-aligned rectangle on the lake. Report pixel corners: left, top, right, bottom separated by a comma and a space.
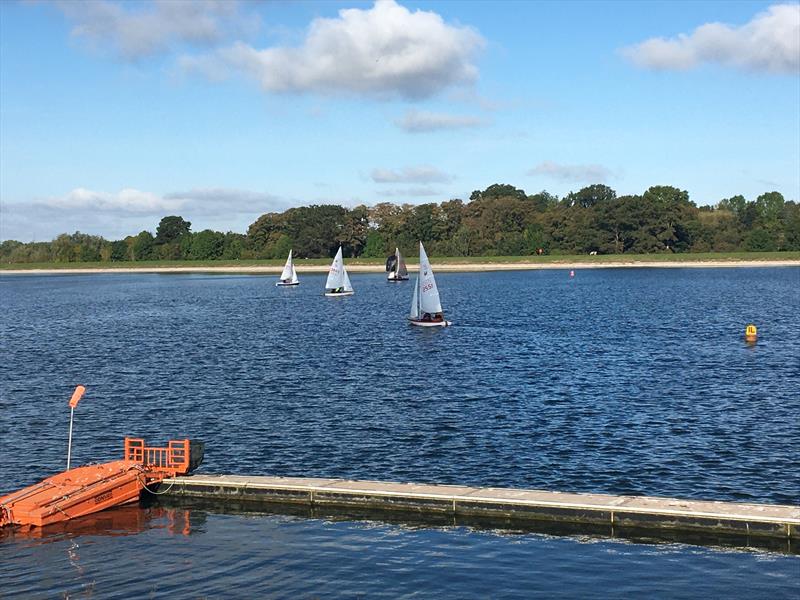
1, 267, 798, 597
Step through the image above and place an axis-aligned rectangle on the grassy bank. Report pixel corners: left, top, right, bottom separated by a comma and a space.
1, 251, 799, 271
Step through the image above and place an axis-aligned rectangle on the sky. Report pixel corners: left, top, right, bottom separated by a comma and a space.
1, 0, 798, 241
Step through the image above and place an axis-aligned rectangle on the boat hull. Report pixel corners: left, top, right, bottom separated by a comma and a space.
324, 291, 354, 297
0, 461, 145, 528
1, 437, 203, 529
276, 281, 300, 286
409, 319, 451, 327
387, 275, 409, 281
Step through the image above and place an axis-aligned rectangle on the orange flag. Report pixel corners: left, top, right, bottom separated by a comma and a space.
69, 385, 86, 408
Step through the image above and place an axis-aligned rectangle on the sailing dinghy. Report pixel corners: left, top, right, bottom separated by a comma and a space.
276, 250, 300, 286
324, 246, 354, 297
387, 247, 409, 281
409, 242, 451, 327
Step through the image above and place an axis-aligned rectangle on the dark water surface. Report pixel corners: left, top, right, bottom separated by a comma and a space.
1, 268, 799, 597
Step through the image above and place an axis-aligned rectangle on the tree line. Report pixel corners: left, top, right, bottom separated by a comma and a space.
2, 183, 798, 264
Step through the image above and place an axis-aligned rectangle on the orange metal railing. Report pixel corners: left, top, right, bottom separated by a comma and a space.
124, 438, 191, 475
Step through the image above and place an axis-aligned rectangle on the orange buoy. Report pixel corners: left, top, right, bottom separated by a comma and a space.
745, 324, 757, 343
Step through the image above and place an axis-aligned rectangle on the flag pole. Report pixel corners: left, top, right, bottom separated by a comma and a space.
66, 385, 86, 470
67, 406, 75, 470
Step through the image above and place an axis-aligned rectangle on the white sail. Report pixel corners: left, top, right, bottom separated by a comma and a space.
342, 266, 353, 292
280, 250, 294, 281
290, 264, 298, 284
418, 242, 443, 315
409, 277, 420, 318
325, 247, 345, 290
397, 248, 408, 277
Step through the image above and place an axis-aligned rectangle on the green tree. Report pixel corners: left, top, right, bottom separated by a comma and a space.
339, 205, 369, 257
755, 191, 785, 224
745, 228, 775, 251
470, 183, 527, 202
782, 202, 800, 250
155, 216, 191, 244
565, 184, 617, 209
639, 186, 696, 252
132, 231, 155, 260
190, 230, 225, 260
270, 234, 292, 259
528, 190, 558, 212
718, 194, 746, 217
110, 240, 129, 261
247, 212, 285, 257
52, 234, 78, 262
283, 205, 347, 257
362, 231, 387, 258
222, 233, 245, 259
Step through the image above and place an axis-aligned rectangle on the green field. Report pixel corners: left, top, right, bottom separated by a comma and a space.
1, 251, 798, 271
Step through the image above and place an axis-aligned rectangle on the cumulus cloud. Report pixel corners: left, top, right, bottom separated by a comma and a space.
1, 187, 286, 241
53, 0, 257, 60
622, 3, 800, 74
181, 0, 484, 99
527, 161, 613, 184
394, 109, 487, 132
39, 187, 182, 213
164, 188, 286, 215
370, 166, 453, 184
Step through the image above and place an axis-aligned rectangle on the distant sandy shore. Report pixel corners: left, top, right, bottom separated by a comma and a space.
2, 260, 799, 275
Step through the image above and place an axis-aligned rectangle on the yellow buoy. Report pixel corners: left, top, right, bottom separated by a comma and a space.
745, 324, 757, 343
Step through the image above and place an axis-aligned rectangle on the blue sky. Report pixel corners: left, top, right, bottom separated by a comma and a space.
1, 0, 798, 241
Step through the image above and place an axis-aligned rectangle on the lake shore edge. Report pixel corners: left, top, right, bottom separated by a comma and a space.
2, 258, 799, 275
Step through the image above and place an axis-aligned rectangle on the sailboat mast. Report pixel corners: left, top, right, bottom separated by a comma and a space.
417, 260, 422, 315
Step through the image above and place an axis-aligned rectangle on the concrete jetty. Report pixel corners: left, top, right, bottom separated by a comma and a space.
161, 475, 799, 544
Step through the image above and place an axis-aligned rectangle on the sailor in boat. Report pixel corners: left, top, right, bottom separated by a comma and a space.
420, 312, 444, 322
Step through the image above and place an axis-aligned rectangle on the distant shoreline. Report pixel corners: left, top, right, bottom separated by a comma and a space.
2, 259, 799, 275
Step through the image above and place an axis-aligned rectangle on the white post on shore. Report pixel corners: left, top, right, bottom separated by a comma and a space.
66, 386, 86, 470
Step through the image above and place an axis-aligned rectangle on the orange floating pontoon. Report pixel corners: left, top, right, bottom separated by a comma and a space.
0, 437, 203, 529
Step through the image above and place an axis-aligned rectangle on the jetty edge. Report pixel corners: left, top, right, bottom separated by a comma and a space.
159, 474, 799, 543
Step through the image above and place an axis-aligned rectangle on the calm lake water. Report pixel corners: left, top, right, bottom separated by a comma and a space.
1, 267, 798, 597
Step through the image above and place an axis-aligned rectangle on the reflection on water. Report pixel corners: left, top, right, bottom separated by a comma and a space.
0, 505, 194, 543
1, 268, 798, 597
1, 505, 797, 599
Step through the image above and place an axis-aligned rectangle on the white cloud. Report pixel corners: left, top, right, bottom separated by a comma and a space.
53, 0, 257, 60
181, 0, 484, 99
394, 109, 487, 132
41, 187, 182, 213
1, 187, 286, 241
622, 3, 800, 74
164, 188, 286, 215
370, 166, 453, 184
527, 161, 613, 183
376, 187, 442, 198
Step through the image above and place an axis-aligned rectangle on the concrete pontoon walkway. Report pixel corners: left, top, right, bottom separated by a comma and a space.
161, 475, 799, 540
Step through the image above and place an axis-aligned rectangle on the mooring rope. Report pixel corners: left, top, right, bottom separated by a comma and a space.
137, 474, 176, 496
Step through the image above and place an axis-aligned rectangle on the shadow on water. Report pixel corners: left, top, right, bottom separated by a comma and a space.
145, 497, 797, 556
3, 497, 793, 555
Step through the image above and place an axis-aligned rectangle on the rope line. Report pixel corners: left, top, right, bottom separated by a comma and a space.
138, 475, 176, 496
